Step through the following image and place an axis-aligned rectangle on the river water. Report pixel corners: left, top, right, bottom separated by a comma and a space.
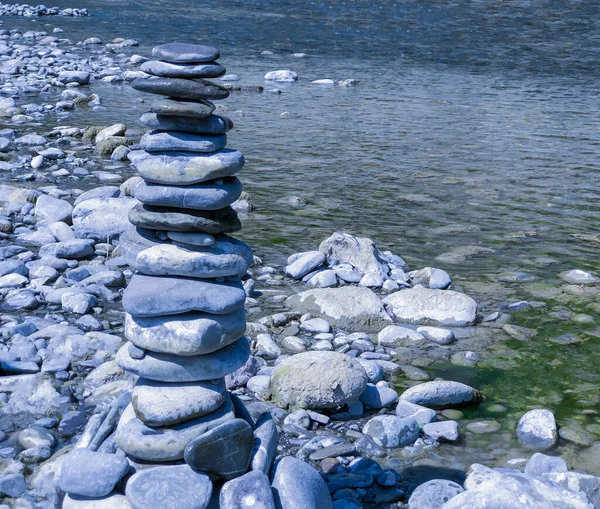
4, 0, 600, 469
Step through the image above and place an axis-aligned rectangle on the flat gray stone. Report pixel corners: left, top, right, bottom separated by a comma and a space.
63, 493, 132, 509
132, 77, 229, 100
129, 148, 243, 185
115, 395, 235, 461
408, 479, 464, 509
133, 177, 242, 210
400, 381, 482, 409
150, 98, 215, 118
122, 274, 246, 317
116, 336, 250, 382
184, 418, 253, 480
220, 470, 276, 509
58, 449, 129, 497
120, 227, 252, 278
141, 131, 226, 153
139, 113, 233, 134
152, 42, 220, 63
271, 456, 332, 509
250, 412, 278, 474
72, 197, 138, 242
124, 307, 246, 356
39, 239, 94, 260
166, 232, 215, 246
126, 465, 212, 509
270, 351, 368, 410
132, 378, 227, 426
141, 60, 225, 79
129, 203, 241, 233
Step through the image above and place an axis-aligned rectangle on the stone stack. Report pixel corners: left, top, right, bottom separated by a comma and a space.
114, 43, 257, 501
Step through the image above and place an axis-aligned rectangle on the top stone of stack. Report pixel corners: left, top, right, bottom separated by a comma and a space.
152, 42, 220, 63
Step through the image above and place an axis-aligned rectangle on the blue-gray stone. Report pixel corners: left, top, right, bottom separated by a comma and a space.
122, 274, 245, 317
116, 336, 250, 382
400, 381, 482, 409
407, 479, 464, 509
129, 148, 243, 185
270, 456, 332, 509
120, 227, 252, 278
220, 470, 276, 509
141, 131, 226, 153
152, 42, 220, 63
150, 98, 215, 118
139, 113, 233, 134
142, 60, 225, 79
132, 77, 229, 100
126, 464, 212, 509
58, 449, 129, 497
133, 178, 242, 210
39, 239, 94, 260
359, 383, 399, 410
124, 307, 246, 356
116, 395, 235, 461
250, 412, 278, 474
362, 415, 420, 448
184, 418, 253, 480
0, 259, 27, 277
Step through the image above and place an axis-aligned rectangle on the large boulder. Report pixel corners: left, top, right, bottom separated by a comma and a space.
319, 232, 389, 278
72, 197, 138, 241
286, 286, 392, 333
270, 351, 368, 410
383, 287, 477, 326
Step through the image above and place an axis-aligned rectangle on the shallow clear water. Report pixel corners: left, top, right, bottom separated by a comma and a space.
4, 0, 600, 467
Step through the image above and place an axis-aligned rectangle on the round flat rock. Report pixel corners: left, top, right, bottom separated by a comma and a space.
139, 113, 233, 134
141, 60, 225, 79
116, 337, 250, 382
122, 274, 246, 317
151, 98, 215, 118
133, 178, 242, 210
184, 419, 253, 481
120, 227, 253, 278
124, 307, 246, 356
129, 148, 243, 185
141, 131, 227, 153
152, 42, 220, 63
129, 204, 241, 234
166, 231, 217, 246
132, 378, 227, 426
132, 77, 229, 101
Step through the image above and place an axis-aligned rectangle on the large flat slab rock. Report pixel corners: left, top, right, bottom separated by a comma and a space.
129, 148, 244, 185
286, 286, 392, 333
116, 337, 250, 382
383, 287, 477, 326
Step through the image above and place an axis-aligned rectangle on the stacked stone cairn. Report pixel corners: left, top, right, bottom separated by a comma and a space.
57, 42, 332, 509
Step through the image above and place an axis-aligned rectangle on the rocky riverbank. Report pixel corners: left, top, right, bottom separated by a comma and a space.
0, 20, 599, 509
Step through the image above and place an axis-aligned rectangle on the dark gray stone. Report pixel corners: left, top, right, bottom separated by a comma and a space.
152, 42, 220, 63
142, 60, 225, 79
270, 456, 332, 509
58, 449, 129, 497
133, 178, 242, 210
141, 131, 226, 153
132, 77, 229, 100
120, 227, 252, 278
122, 274, 245, 317
400, 381, 483, 409
408, 479, 464, 509
151, 98, 215, 118
126, 464, 212, 509
129, 148, 243, 185
139, 113, 233, 134
129, 204, 241, 234
184, 418, 253, 480
220, 470, 276, 509
116, 337, 250, 382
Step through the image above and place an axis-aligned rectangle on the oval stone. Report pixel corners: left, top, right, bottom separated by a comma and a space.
126, 465, 212, 509
151, 98, 215, 118
141, 131, 226, 153
271, 456, 333, 509
133, 178, 242, 210
122, 274, 246, 317
152, 42, 220, 63
139, 113, 233, 134
132, 378, 227, 426
129, 204, 241, 234
116, 336, 251, 382
129, 148, 244, 185
124, 308, 246, 356
167, 232, 215, 246
141, 60, 226, 79
400, 380, 482, 409
120, 228, 253, 278
132, 77, 229, 101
